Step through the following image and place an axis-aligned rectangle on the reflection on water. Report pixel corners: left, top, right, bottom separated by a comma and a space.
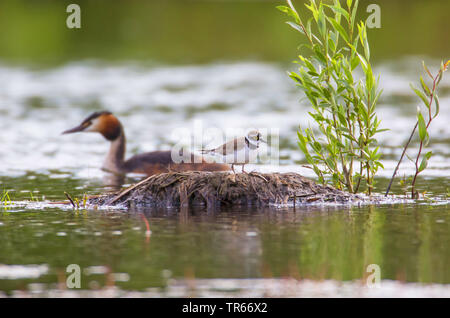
0, 204, 449, 296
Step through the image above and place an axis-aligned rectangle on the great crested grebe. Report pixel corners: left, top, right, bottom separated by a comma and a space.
201, 130, 266, 173
62, 111, 230, 175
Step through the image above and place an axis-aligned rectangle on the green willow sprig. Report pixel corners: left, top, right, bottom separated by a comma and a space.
386, 60, 449, 198
278, 0, 384, 194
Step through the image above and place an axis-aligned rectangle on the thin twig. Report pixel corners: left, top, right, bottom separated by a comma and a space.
385, 121, 418, 196
64, 192, 76, 208
410, 73, 439, 198
107, 175, 156, 205
249, 171, 269, 182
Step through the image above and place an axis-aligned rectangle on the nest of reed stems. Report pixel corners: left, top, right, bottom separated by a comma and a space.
88, 171, 360, 208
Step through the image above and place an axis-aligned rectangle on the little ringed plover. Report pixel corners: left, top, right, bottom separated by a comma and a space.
201, 130, 267, 173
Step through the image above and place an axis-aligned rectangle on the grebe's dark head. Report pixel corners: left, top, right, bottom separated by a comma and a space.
62, 111, 122, 141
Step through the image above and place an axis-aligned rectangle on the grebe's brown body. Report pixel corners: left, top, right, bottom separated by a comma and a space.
63, 111, 230, 175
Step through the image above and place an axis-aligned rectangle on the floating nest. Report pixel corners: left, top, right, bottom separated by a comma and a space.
88, 171, 361, 208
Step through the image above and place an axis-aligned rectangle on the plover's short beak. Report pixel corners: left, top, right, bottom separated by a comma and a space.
62, 124, 85, 135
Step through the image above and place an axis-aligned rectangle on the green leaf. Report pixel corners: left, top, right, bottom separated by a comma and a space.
327, 17, 349, 43
317, 6, 327, 38
433, 94, 440, 118
337, 111, 347, 126
418, 156, 428, 172
347, 0, 353, 9
419, 76, 431, 96
313, 166, 323, 182
297, 131, 309, 154
351, 0, 359, 25
304, 3, 318, 22
276, 5, 289, 13
410, 84, 430, 108
350, 56, 359, 70
306, 18, 312, 38
422, 61, 433, 79
328, 35, 336, 53
286, 21, 305, 35
424, 131, 430, 146
305, 153, 314, 165
313, 46, 327, 65
417, 111, 427, 141
356, 52, 368, 72
327, 4, 350, 22
358, 22, 370, 60
365, 63, 374, 91
299, 55, 317, 73
311, 34, 323, 46
288, 71, 301, 83
297, 141, 306, 154
313, 141, 322, 152
326, 157, 336, 170
276, 5, 300, 24
437, 70, 443, 86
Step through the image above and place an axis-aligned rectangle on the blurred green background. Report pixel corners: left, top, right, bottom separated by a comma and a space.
0, 0, 448, 66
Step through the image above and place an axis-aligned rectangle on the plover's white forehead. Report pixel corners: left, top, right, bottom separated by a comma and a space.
247, 130, 260, 136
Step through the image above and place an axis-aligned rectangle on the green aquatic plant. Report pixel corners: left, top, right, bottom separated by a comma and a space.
64, 191, 88, 209
278, 0, 384, 194
29, 191, 40, 203
1, 189, 12, 210
397, 174, 411, 197
386, 60, 449, 198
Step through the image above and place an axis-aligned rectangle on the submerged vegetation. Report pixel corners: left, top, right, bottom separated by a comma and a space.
1, 189, 11, 210
278, 0, 384, 195
64, 192, 88, 210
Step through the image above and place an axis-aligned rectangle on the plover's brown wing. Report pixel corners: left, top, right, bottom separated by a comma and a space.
212, 137, 247, 156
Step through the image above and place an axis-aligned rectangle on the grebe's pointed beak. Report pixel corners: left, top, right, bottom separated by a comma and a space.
260, 137, 267, 144
62, 124, 86, 135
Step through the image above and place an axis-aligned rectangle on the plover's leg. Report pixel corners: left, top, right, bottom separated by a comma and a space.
242, 165, 248, 174
231, 164, 236, 174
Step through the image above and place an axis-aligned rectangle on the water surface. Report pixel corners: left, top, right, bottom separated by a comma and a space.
1, 59, 449, 297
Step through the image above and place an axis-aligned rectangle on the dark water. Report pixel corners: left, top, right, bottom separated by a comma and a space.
1, 200, 450, 292
0, 0, 449, 297
1, 175, 449, 296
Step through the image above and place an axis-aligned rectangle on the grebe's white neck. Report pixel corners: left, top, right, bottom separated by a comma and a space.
102, 129, 126, 174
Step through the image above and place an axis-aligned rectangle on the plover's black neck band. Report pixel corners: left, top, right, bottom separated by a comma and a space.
245, 137, 259, 150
